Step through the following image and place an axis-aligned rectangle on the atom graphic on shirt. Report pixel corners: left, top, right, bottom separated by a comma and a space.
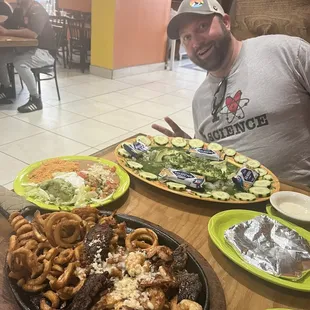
214, 90, 250, 124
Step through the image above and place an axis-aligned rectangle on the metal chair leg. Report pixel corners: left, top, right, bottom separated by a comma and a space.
19, 76, 24, 89
61, 45, 66, 68
54, 65, 61, 101
37, 74, 41, 96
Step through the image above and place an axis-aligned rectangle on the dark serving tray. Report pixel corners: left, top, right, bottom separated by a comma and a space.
6, 207, 210, 310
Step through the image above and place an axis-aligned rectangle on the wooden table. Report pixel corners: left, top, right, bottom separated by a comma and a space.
0, 36, 38, 48
1, 140, 310, 310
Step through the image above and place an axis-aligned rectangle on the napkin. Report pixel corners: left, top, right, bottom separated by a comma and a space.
0, 186, 36, 218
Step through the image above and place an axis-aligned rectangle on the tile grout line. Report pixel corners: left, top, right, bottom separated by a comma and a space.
0, 150, 30, 165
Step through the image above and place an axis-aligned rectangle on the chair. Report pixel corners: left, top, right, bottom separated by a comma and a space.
49, 16, 69, 68
67, 18, 91, 73
31, 59, 61, 101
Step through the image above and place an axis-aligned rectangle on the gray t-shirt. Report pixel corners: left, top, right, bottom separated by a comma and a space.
192, 34, 310, 185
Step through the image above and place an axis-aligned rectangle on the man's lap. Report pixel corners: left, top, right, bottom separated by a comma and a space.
0, 48, 54, 68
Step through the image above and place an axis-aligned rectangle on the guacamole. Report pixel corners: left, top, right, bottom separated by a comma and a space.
40, 178, 75, 202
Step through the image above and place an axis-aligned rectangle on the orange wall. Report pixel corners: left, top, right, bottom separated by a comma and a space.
58, 0, 91, 12
114, 0, 171, 69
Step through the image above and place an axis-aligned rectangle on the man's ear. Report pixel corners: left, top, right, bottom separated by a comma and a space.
221, 14, 231, 31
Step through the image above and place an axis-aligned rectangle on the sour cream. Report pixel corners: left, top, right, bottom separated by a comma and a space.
278, 202, 310, 221
54, 172, 85, 188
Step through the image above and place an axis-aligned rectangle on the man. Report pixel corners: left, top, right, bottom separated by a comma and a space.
0, 0, 12, 21
152, 0, 310, 186
0, 0, 56, 113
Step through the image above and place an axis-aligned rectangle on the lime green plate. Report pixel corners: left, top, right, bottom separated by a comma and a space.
208, 209, 310, 292
13, 156, 130, 211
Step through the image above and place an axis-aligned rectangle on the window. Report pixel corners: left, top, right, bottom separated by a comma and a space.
38, 0, 56, 13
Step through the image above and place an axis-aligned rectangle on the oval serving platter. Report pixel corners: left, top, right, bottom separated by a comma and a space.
7, 209, 210, 310
115, 136, 280, 204
13, 156, 130, 211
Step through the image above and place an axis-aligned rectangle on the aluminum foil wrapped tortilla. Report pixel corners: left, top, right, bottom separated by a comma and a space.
224, 215, 310, 280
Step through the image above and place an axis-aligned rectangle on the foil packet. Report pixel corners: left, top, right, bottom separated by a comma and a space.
123, 142, 149, 158
232, 167, 259, 191
159, 168, 205, 189
188, 148, 221, 161
224, 215, 310, 279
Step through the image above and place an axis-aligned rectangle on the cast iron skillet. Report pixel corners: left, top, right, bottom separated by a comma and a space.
5, 207, 210, 310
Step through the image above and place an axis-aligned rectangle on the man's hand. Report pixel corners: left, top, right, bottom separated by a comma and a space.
152, 117, 192, 139
0, 25, 8, 36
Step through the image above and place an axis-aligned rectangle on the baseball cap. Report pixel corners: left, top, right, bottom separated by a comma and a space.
168, 0, 225, 40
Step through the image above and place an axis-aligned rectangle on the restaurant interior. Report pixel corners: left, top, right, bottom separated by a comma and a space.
0, 0, 310, 310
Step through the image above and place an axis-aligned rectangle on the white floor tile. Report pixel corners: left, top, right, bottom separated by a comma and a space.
4, 181, 13, 190
167, 110, 194, 129
170, 89, 196, 100
141, 82, 181, 93
61, 99, 119, 118
14, 106, 86, 130
62, 84, 110, 98
90, 80, 132, 92
125, 101, 179, 119
62, 80, 131, 99
94, 110, 156, 131
53, 119, 129, 147
117, 75, 159, 86
118, 87, 162, 100
95, 132, 136, 150
57, 79, 84, 88
0, 112, 7, 118
92, 93, 143, 108
175, 72, 206, 83
150, 94, 192, 110
184, 81, 202, 91
75, 148, 100, 156
0, 97, 29, 116
0, 132, 89, 164
159, 78, 190, 88
0, 117, 43, 145
68, 74, 105, 84
44, 90, 85, 106
57, 70, 84, 79
0, 152, 27, 185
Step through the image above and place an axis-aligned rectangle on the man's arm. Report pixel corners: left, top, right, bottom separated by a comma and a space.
0, 25, 37, 38
295, 38, 310, 94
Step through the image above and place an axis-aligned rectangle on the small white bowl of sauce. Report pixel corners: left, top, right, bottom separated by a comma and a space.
270, 191, 310, 222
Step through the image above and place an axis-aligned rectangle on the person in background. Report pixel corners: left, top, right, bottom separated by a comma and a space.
152, 0, 310, 186
0, 0, 56, 113
0, 0, 13, 21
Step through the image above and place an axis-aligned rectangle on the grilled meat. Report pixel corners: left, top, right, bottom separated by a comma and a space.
67, 273, 111, 310
176, 271, 202, 302
171, 244, 188, 272
84, 223, 113, 263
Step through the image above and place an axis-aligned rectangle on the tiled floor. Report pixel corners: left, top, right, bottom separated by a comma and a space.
0, 61, 206, 189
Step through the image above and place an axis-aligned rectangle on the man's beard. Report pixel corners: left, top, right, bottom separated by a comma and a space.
190, 23, 232, 72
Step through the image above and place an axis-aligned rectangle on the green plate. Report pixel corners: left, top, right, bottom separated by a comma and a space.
13, 156, 130, 211
208, 209, 310, 292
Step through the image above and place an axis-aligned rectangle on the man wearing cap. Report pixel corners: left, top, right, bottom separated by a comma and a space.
152, 0, 310, 186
